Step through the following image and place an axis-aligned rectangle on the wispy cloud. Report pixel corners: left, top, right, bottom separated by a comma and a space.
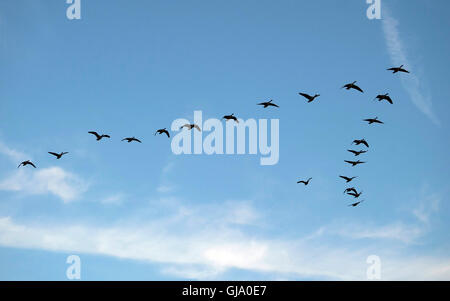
0, 167, 88, 203
382, 9, 439, 125
0, 199, 448, 280
0, 141, 29, 162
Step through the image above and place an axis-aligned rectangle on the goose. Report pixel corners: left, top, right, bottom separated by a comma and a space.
48, 152, 69, 159
88, 131, 110, 141
342, 81, 363, 93
18, 160, 36, 168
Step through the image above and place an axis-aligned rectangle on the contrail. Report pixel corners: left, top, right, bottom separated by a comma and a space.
382, 9, 440, 126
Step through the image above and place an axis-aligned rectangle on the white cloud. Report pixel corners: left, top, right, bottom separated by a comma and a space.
0, 141, 29, 162
0, 199, 449, 280
0, 167, 88, 203
382, 10, 439, 125
98, 194, 125, 206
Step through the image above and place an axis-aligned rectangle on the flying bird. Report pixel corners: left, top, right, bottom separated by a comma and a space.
348, 200, 365, 207
155, 128, 170, 138
374, 93, 393, 104
222, 113, 239, 123
342, 81, 363, 93
347, 190, 363, 198
343, 187, 357, 194
299, 93, 320, 103
387, 65, 409, 74
18, 160, 36, 168
352, 139, 369, 148
88, 131, 110, 141
257, 100, 279, 108
122, 137, 142, 143
297, 177, 312, 185
180, 124, 201, 132
347, 149, 367, 156
345, 160, 366, 167
364, 117, 384, 124
48, 152, 69, 159
340, 175, 357, 183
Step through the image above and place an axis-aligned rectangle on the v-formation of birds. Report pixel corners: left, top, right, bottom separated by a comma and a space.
295, 65, 409, 207
16, 66, 409, 207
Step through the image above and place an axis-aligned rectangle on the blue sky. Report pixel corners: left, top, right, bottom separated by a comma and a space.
0, 0, 450, 280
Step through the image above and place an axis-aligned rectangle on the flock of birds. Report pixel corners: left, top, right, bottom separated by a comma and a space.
295, 65, 409, 207
16, 65, 409, 207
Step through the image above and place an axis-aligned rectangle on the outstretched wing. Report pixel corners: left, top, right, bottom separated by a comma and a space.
193, 124, 201, 132
29, 162, 37, 168
353, 85, 364, 93
134, 138, 142, 143
88, 131, 100, 139
164, 130, 170, 138
385, 96, 393, 104
48, 152, 59, 157
299, 93, 311, 100
362, 141, 369, 148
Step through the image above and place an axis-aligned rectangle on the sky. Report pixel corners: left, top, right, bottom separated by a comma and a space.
0, 0, 450, 280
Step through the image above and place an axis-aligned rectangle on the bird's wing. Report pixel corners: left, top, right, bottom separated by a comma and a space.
17, 162, 23, 168
103, 135, 110, 138
363, 141, 369, 147
135, 138, 142, 143
297, 181, 306, 184
88, 131, 100, 138
164, 131, 170, 138
30, 162, 36, 168
271, 103, 279, 107
299, 93, 310, 99
121, 138, 127, 141
353, 85, 364, 93
194, 125, 201, 132
48, 152, 58, 157
62, 152, 69, 155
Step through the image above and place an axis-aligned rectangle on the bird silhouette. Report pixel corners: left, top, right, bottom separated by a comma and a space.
48, 152, 69, 159
345, 160, 366, 167
352, 139, 369, 148
374, 93, 393, 104
347, 149, 367, 156
122, 137, 142, 143
340, 175, 357, 183
387, 65, 409, 74
180, 124, 201, 132
347, 190, 363, 198
299, 93, 320, 103
342, 81, 363, 93
18, 160, 36, 168
222, 113, 239, 123
88, 131, 110, 141
364, 117, 384, 124
155, 128, 170, 138
257, 99, 279, 108
297, 177, 312, 185
348, 200, 365, 207
343, 187, 357, 194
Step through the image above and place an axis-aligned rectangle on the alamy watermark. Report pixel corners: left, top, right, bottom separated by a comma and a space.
170, 111, 279, 166
366, 0, 381, 20
366, 255, 381, 280
66, 255, 81, 280
66, 0, 81, 20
